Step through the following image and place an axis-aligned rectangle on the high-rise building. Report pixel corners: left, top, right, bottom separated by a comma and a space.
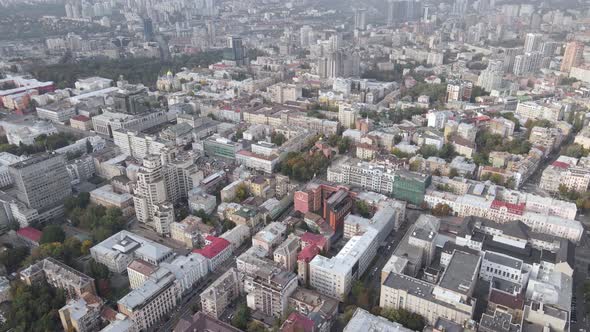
133, 155, 173, 235
9, 153, 71, 213
246, 268, 298, 318
300, 25, 313, 48
524, 33, 543, 53
354, 8, 367, 30
452, 0, 468, 16
446, 80, 473, 102
513, 52, 542, 76
143, 18, 154, 42
223, 36, 249, 66
387, 0, 422, 25
338, 107, 358, 129
477, 60, 504, 92
318, 51, 360, 79
132, 151, 201, 235
561, 41, 584, 73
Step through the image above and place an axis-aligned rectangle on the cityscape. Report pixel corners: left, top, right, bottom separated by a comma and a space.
0, 0, 588, 331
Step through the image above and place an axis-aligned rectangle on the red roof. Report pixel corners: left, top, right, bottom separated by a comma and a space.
490, 200, 525, 215
300, 232, 326, 248
192, 236, 230, 259
281, 312, 315, 332
489, 289, 524, 310
71, 115, 90, 122
100, 307, 118, 322
552, 161, 570, 169
17, 227, 42, 243
297, 245, 320, 263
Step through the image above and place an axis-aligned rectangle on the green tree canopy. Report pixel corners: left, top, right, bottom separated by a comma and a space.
4, 281, 66, 332
40, 225, 65, 244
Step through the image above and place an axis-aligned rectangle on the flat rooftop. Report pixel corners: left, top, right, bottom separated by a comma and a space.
438, 250, 480, 295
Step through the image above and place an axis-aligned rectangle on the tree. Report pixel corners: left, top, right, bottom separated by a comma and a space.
472, 152, 489, 166
488, 173, 504, 185
340, 305, 358, 325
431, 203, 452, 216
409, 160, 421, 171
355, 200, 371, 218
270, 132, 286, 146
338, 137, 352, 154
0, 246, 29, 273
63, 237, 82, 260
438, 143, 456, 161
418, 144, 439, 159
380, 308, 426, 331
26, 242, 65, 264
449, 168, 459, 178
4, 281, 66, 331
232, 304, 251, 330
81, 240, 93, 255
392, 148, 411, 158
86, 260, 110, 280
235, 183, 250, 202
246, 321, 267, 332
563, 144, 588, 158
40, 225, 65, 244
222, 219, 236, 232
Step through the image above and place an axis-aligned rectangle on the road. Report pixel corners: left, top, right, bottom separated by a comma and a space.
359, 209, 421, 308
155, 241, 252, 332
520, 132, 575, 192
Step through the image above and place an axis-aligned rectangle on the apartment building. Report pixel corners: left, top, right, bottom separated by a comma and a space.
37, 101, 77, 123
113, 130, 170, 159
200, 268, 241, 318
344, 308, 414, 332
118, 269, 179, 331
273, 235, 300, 272
220, 224, 251, 251
0, 152, 26, 188
540, 158, 590, 193
170, 215, 215, 249
90, 184, 134, 217
515, 101, 564, 123
91, 110, 167, 137
193, 236, 232, 272
268, 83, 302, 104
132, 155, 172, 234
160, 253, 209, 295
188, 187, 217, 214
446, 80, 473, 102
327, 157, 398, 195
20, 257, 96, 299
574, 126, 590, 149
480, 251, 528, 285
235, 150, 278, 174
59, 292, 103, 332
380, 250, 480, 326
252, 222, 287, 254
127, 259, 157, 289
245, 268, 298, 317
310, 228, 378, 300
174, 312, 243, 332
9, 152, 71, 219
424, 188, 583, 242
